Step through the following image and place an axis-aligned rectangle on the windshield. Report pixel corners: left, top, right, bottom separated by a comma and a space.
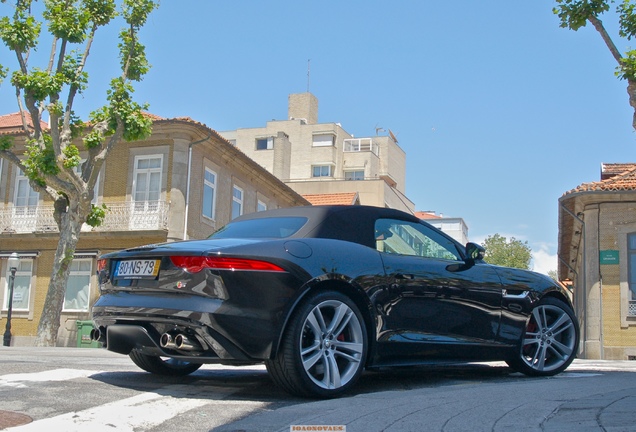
210, 217, 308, 239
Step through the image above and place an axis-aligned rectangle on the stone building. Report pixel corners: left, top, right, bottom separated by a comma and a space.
0, 113, 308, 346
558, 163, 636, 359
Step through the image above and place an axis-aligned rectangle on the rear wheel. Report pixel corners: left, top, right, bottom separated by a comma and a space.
507, 297, 579, 376
266, 290, 368, 398
129, 350, 202, 376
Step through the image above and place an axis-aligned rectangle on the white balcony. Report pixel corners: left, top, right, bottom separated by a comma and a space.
0, 201, 170, 234
343, 138, 379, 156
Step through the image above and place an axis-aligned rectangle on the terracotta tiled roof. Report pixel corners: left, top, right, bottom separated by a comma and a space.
0, 112, 48, 132
601, 162, 636, 180
302, 192, 359, 206
414, 211, 441, 220
565, 164, 636, 194
0, 111, 162, 132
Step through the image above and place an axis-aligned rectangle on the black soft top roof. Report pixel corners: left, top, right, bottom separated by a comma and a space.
233, 205, 421, 249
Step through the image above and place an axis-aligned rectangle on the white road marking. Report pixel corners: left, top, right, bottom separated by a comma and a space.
0, 369, 101, 388
2, 372, 268, 432
7, 387, 209, 431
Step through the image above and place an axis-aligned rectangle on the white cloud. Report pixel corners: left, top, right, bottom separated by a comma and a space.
531, 244, 557, 275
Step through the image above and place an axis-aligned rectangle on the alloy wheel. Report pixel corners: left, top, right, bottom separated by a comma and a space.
520, 303, 577, 373
299, 299, 365, 390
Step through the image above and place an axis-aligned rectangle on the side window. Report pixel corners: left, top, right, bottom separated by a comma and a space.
202, 168, 216, 220
256, 137, 274, 150
63, 259, 92, 312
4, 259, 33, 311
132, 155, 162, 206
231, 185, 243, 219
375, 219, 462, 261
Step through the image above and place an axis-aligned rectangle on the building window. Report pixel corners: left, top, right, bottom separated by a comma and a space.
14, 168, 39, 210
63, 259, 92, 312
133, 155, 162, 211
232, 185, 243, 219
312, 165, 333, 178
258, 200, 267, 212
202, 168, 217, 220
4, 259, 32, 312
344, 170, 364, 181
312, 134, 335, 147
256, 137, 274, 150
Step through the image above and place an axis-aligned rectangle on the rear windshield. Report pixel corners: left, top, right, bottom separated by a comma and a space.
209, 217, 308, 239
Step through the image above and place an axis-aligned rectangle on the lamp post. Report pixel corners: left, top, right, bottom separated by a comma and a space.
3, 253, 19, 347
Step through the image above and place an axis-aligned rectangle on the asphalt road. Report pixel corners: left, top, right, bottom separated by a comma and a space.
0, 347, 635, 431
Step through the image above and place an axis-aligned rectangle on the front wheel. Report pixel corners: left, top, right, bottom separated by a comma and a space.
129, 350, 202, 376
266, 290, 368, 398
506, 297, 579, 376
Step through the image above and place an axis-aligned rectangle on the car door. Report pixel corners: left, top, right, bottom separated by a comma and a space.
373, 218, 504, 363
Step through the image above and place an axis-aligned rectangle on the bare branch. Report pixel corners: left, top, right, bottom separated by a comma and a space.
589, 15, 623, 65
47, 37, 58, 74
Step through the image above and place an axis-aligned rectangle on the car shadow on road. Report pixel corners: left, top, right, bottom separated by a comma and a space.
88, 361, 524, 406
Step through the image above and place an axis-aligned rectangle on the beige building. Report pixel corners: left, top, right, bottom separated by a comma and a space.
558, 163, 636, 360
416, 211, 470, 245
220, 93, 415, 212
0, 113, 308, 346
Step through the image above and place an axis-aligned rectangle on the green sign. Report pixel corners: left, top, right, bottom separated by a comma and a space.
600, 250, 619, 265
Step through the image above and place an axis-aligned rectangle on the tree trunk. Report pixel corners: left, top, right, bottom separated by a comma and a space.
34, 206, 83, 347
628, 79, 636, 132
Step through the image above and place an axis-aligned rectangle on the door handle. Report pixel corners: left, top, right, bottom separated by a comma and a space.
395, 273, 415, 280
502, 290, 529, 299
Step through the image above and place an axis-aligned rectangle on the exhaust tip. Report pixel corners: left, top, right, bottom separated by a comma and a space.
90, 327, 103, 342
174, 334, 201, 351
160, 333, 177, 349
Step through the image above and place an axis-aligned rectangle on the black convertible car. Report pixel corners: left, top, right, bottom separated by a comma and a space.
92, 205, 579, 398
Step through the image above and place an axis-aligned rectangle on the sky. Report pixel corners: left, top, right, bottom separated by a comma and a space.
1, 1, 636, 275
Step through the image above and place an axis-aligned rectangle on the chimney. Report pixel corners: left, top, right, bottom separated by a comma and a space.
288, 93, 318, 125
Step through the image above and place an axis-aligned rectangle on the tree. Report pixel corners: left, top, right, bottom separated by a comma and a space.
554, 0, 636, 131
0, 0, 157, 346
481, 234, 532, 270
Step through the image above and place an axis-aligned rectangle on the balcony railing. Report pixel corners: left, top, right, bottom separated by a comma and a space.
630, 301, 636, 316
343, 138, 379, 156
0, 201, 170, 234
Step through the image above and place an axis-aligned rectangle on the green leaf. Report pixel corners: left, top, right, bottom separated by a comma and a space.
43, 0, 90, 43
0, 9, 41, 52
553, 0, 611, 31
86, 203, 108, 227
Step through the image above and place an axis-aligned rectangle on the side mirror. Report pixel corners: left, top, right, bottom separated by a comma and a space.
465, 242, 485, 261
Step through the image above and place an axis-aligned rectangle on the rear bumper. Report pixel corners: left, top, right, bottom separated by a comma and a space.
91, 291, 281, 362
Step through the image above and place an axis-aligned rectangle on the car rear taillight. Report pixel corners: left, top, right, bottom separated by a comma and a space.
169, 256, 286, 273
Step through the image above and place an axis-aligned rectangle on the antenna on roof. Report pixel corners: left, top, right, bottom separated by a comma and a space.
307, 59, 311, 92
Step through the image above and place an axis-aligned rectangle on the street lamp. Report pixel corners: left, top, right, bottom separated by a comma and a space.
3, 253, 19, 347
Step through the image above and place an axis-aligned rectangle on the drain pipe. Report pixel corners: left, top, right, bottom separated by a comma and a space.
183, 133, 212, 240
560, 202, 585, 357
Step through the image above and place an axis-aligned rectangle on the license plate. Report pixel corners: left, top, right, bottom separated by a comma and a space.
115, 259, 161, 279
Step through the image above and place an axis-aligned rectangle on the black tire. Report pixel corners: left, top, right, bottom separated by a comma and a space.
266, 290, 368, 398
129, 350, 202, 376
506, 297, 579, 377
